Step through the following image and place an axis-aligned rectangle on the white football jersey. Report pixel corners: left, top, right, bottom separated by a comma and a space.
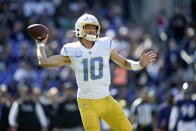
60, 37, 115, 99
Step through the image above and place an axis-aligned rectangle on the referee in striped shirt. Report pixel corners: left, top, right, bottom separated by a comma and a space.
130, 89, 155, 131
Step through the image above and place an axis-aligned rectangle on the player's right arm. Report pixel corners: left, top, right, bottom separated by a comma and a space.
35, 35, 71, 68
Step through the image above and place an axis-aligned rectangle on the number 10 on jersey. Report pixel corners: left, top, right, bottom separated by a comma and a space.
81, 57, 103, 81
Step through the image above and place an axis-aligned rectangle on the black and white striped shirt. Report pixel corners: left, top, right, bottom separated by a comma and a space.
130, 98, 154, 126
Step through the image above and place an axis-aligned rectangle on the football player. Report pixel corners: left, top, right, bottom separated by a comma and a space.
35, 13, 157, 131
169, 83, 196, 131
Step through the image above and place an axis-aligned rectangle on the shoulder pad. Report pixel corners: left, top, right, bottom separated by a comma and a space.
97, 37, 115, 50
98, 37, 111, 42
62, 42, 81, 56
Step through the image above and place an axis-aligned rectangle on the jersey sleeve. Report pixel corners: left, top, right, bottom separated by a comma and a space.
8, 101, 19, 126
130, 98, 142, 116
35, 102, 48, 127
174, 95, 183, 107
101, 37, 115, 52
60, 45, 69, 56
60, 44, 75, 57
109, 38, 115, 51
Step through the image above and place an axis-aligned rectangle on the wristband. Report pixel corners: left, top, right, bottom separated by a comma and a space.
128, 60, 143, 71
37, 43, 45, 48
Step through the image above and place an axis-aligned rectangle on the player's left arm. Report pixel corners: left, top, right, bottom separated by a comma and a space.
110, 49, 157, 70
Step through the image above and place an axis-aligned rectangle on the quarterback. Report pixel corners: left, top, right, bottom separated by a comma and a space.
35, 14, 157, 131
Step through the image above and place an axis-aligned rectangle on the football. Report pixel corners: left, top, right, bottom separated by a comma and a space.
27, 24, 49, 41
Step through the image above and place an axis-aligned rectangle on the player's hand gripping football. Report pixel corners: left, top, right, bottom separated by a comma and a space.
139, 51, 157, 67
35, 34, 49, 45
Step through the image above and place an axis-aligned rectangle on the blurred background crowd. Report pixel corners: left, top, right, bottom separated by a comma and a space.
0, 0, 195, 131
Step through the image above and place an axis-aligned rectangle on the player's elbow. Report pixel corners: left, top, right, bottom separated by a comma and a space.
39, 63, 47, 67
123, 60, 131, 70
38, 59, 48, 67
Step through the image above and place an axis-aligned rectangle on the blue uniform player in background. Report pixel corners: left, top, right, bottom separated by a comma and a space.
157, 92, 174, 131
169, 82, 196, 131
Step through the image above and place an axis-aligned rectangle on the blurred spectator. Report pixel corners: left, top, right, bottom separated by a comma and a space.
54, 83, 82, 131
157, 92, 174, 131
130, 89, 155, 131
169, 83, 196, 131
32, 86, 42, 102
0, 101, 10, 131
8, 85, 48, 131
0, 84, 10, 131
13, 62, 37, 86
23, 0, 55, 17
168, 9, 187, 42
44, 87, 60, 131
157, 10, 169, 33
164, 39, 180, 76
